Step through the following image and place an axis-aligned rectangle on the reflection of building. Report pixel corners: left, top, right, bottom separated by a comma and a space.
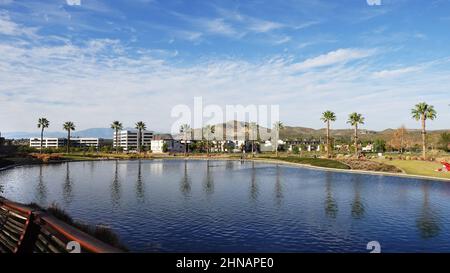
30, 137, 112, 149
113, 130, 154, 151
151, 134, 184, 153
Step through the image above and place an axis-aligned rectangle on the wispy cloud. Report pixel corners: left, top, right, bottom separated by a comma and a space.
291, 48, 375, 70
66, 0, 81, 6
372, 66, 422, 79
0, 11, 38, 37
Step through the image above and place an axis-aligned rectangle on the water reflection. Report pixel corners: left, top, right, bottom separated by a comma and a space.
274, 165, 283, 206
249, 161, 258, 201
35, 165, 47, 205
62, 163, 74, 205
111, 160, 121, 207
135, 160, 145, 202
416, 184, 440, 239
351, 176, 365, 219
180, 160, 191, 197
203, 160, 214, 195
324, 173, 338, 219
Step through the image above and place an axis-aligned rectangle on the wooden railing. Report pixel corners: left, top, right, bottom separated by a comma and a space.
0, 198, 122, 253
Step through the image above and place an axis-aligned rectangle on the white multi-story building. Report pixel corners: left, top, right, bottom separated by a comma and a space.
151, 134, 185, 153
30, 138, 66, 149
113, 130, 154, 151
30, 137, 112, 149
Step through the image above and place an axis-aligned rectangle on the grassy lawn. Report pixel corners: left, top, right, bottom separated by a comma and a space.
372, 159, 450, 179
260, 156, 350, 170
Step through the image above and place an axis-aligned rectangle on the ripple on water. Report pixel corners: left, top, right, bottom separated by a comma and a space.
1, 160, 450, 252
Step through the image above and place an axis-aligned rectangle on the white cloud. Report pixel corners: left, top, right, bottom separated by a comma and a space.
203, 18, 237, 37
0, 18, 449, 132
248, 20, 284, 33
291, 48, 375, 70
0, 12, 37, 37
372, 66, 421, 79
66, 0, 81, 6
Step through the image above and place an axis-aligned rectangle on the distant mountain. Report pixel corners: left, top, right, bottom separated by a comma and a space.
2, 128, 114, 139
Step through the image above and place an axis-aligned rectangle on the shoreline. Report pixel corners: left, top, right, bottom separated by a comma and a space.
1, 155, 449, 183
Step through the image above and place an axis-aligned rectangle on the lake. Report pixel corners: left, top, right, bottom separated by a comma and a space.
1, 159, 450, 252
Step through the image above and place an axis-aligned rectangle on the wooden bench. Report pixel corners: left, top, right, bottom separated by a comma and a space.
0, 199, 34, 253
0, 198, 122, 253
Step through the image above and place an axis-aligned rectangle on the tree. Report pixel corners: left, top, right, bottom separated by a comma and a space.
180, 124, 191, 156
204, 125, 215, 156
390, 125, 408, 153
411, 102, 437, 159
320, 111, 337, 158
111, 121, 123, 154
37, 118, 50, 154
63, 121, 76, 154
347, 113, 365, 157
162, 142, 168, 153
135, 121, 147, 153
373, 139, 386, 153
439, 132, 450, 152
249, 122, 257, 157
273, 121, 284, 157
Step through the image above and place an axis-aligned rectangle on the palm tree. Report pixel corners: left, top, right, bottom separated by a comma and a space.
180, 124, 190, 156
204, 125, 215, 156
320, 111, 336, 158
135, 121, 147, 153
249, 122, 257, 157
63, 121, 75, 154
111, 121, 123, 153
273, 121, 284, 157
347, 113, 364, 157
37, 118, 50, 153
411, 102, 437, 159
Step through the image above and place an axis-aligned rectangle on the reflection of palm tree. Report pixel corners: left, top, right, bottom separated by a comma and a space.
180, 160, 191, 196
62, 163, 73, 205
416, 184, 440, 239
274, 165, 283, 206
351, 177, 365, 219
203, 160, 214, 194
324, 173, 338, 218
136, 160, 145, 202
35, 165, 47, 205
250, 161, 258, 201
111, 160, 121, 207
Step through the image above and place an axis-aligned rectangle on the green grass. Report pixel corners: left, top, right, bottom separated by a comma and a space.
260, 156, 350, 170
372, 159, 450, 179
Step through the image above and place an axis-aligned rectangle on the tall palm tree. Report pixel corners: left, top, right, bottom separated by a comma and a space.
249, 122, 257, 157
273, 121, 284, 157
411, 102, 437, 159
63, 121, 75, 154
180, 124, 190, 156
111, 121, 123, 153
204, 125, 215, 156
37, 118, 50, 153
347, 113, 364, 157
320, 111, 337, 158
135, 121, 147, 153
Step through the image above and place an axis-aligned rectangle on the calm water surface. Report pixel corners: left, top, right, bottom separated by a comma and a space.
1, 159, 450, 252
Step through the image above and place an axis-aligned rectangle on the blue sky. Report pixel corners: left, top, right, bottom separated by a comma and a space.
0, 0, 449, 133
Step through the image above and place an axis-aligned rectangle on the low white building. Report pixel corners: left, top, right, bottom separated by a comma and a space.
362, 144, 374, 152
30, 137, 111, 149
113, 129, 154, 151
151, 134, 184, 153
30, 138, 65, 149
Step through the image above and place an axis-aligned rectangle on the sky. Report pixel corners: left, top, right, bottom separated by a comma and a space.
0, 0, 449, 134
